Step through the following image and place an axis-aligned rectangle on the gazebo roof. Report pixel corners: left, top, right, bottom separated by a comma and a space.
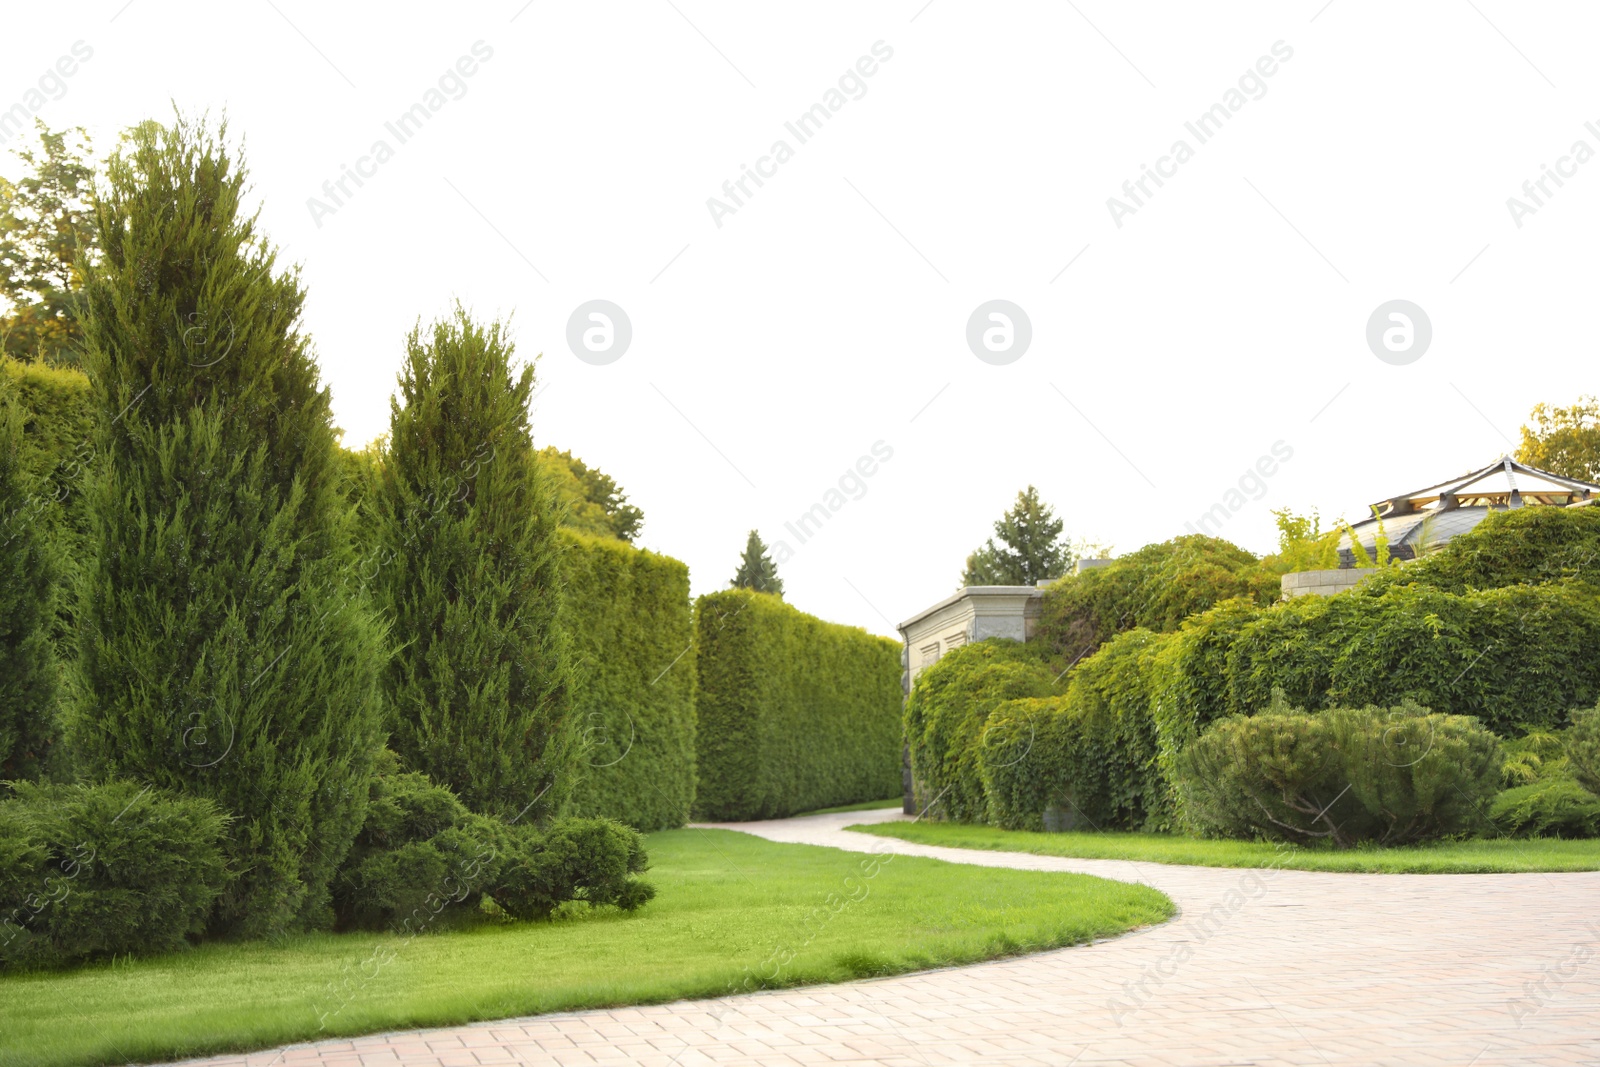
1360, 455, 1600, 518
1339, 456, 1600, 561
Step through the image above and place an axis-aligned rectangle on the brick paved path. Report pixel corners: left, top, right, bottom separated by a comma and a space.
175, 808, 1600, 1067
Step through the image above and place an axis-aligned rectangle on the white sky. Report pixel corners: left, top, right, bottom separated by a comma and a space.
7, 1, 1597, 638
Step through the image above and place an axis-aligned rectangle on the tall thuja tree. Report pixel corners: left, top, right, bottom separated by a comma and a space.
0, 375, 58, 782
71, 118, 385, 936
373, 306, 574, 821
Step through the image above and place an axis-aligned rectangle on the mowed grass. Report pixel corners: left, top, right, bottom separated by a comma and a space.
851, 821, 1600, 874
794, 797, 904, 816
0, 828, 1172, 1067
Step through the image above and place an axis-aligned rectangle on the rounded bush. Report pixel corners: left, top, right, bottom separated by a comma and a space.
1174, 702, 1501, 846
0, 781, 230, 969
1490, 779, 1600, 839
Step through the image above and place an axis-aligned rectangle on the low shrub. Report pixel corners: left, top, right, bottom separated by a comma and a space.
1567, 700, 1600, 797
0, 781, 230, 969
1499, 728, 1570, 788
333, 752, 655, 932
1490, 780, 1600, 839
694, 590, 901, 821
1174, 702, 1501, 846
904, 639, 1058, 822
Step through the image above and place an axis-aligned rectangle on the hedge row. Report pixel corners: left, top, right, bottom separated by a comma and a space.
0, 358, 94, 541
694, 589, 901, 820
1162, 580, 1600, 742
560, 529, 697, 831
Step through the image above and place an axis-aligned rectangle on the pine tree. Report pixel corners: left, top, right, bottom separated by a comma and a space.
0, 376, 58, 782
71, 118, 385, 936
960, 485, 1073, 586
730, 529, 783, 596
372, 306, 575, 821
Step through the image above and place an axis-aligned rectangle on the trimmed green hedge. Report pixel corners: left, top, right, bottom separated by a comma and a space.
560, 529, 696, 831
977, 629, 1172, 833
694, 590, 901, 820
904, 639, 1058, 822
0, 358, 94, 512
1212, 581, 1600, 736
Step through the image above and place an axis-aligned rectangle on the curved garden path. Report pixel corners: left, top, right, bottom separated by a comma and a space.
178, 807, 1600, 1067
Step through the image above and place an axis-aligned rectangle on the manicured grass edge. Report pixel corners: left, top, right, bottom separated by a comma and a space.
846, 821, 1600, 874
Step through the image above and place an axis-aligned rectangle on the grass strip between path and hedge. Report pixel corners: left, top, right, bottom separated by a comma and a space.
849, 821, 1600, 873
0, 828, 1171, 1067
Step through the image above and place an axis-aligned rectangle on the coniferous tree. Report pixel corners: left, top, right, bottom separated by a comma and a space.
960, 485, 1073, 586
731, 529, 783, 596
71, 118, 385, 936
372, 306, 575, 821
0, 376, 58, 782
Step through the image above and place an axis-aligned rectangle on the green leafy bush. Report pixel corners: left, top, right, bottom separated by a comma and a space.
1163, 582, 1600, 742
559, 530, 696, 831
977, 696, 1075, 832
694, 590, 901, 820
71, 118, 385, 937
1490, 779, 1600, 839
1035, 535, 1276, 662
1174, 702, 1501, 846
0, 781, 229, 969
979, 629, 1174, 833
334, 752, 654, 932
904, 638, 1057, 822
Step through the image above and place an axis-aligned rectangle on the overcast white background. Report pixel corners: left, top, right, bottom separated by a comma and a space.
7, 1, 1596, 638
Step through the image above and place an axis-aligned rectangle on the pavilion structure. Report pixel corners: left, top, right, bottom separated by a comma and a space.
1338, 455, 1600, 566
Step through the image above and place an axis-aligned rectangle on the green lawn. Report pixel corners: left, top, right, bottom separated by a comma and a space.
794, 797, 904, 816
0, 828, 1172, 1067
849, 821, 1600, 873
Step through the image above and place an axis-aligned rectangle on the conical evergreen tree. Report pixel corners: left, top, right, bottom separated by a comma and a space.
961, 485, 1072, 586
0, 376, 58, 783
371, 306, 574, 821
731, 529, 783, 596
71, 118, 385, 936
